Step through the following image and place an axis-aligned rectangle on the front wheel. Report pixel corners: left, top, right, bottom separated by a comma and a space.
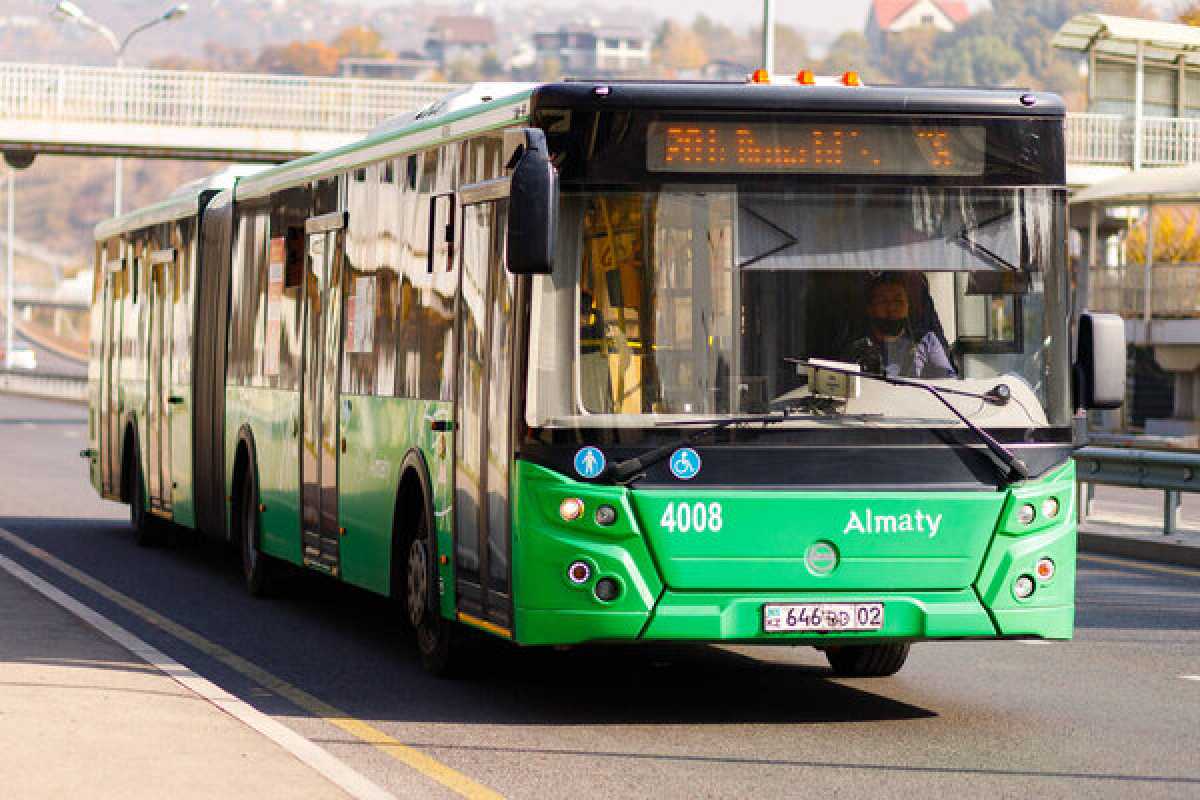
825, 643, 910, 677
405, 512, 458, 677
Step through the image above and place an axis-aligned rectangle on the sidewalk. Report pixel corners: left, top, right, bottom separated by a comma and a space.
0, 561, 346, 799
1079, 516, 1200, 567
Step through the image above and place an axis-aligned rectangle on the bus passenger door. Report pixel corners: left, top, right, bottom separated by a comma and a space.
146, 249, 175, 514
453, 189, 514, 631
299, 213, 346, 576
100, 262, 123, 498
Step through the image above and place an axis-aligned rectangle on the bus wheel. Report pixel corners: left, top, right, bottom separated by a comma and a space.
127, 451, 160, 547
406, 511, 456, 676
239, 468, 273, 597
824, 643, 910, 677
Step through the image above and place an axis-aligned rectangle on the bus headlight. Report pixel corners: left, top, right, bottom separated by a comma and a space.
1013, 575, 1035, 600
1017, 504, 1036, 526
1041, 497, 1060, 519
559, 497, 584, 522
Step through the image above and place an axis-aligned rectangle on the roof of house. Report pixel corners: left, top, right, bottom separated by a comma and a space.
870, 0, 971, 30
428, 15, 496, 46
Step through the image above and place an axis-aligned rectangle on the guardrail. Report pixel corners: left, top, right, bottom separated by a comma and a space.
1075, 446, 1200, 535
0, 61, 458, 134
0, 368, 86, 404
1066, 113, 1200, 167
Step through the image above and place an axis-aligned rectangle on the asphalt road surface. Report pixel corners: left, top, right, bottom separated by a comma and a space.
1, 393, 1198, 798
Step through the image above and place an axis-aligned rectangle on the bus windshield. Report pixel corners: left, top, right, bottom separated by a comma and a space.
526, 186, 1071, 432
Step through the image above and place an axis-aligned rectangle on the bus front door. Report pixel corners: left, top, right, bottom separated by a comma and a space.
452, 192, 514, 631
299, 213, 346, 576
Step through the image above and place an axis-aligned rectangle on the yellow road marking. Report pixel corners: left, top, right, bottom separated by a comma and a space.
1079, 553, 1200, 579
0, 527, 503, 800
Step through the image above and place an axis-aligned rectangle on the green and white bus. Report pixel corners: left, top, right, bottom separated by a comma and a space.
86, 77, 1125, 677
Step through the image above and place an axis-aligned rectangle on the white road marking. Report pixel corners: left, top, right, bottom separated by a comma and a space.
0, 552, 397, 800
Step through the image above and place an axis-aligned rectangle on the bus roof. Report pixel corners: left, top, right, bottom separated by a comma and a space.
96, 80, 1065, 239
94, 164, 267, 242
529, 81, 1066, 117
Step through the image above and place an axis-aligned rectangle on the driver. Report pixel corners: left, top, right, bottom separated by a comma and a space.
842, 273, 956, 379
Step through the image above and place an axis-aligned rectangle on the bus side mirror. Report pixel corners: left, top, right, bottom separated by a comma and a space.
1074, 312, 1125, 410
506, 129, 557, 275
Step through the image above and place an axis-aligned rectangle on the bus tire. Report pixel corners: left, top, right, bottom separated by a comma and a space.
125, 444, 161, 547
406, 506, 456, 677
824, 643, 910, 677
237, 465, 273, 597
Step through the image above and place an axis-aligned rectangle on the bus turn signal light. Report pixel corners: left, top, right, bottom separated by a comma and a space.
1036, 558, 1055, 581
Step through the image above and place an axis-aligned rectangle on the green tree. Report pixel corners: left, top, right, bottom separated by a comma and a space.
656, 20, 709, 72
819, 31, 877, 78
933, 35, 1028, 87
880, 26, 941, 84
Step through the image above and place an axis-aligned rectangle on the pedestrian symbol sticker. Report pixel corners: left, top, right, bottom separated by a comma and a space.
574, 446, 606, 480
670, 448, 701, 480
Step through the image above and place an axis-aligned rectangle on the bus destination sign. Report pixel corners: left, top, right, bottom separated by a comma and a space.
646, 121, 987, 176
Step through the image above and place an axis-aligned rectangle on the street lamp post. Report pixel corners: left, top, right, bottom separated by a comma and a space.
5, 168, 13, 369
52, 2, 189, 216
762, 0, 775, 75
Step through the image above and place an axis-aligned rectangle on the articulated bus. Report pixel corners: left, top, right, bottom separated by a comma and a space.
86, 77, 1125, 677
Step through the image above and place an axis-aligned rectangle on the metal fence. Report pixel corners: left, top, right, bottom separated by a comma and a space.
1087, 263, 1200, 318
0, 61, 458, 134
0, 368, 86, 404
1066, 113, 1200, 166
1075, 446, 1200, 535
1066, 113, 1130, 164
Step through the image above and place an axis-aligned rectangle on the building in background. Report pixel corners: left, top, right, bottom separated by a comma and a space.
425, 15, 497, 68
533, 25, 650, 78
866, 0, 970, 49
338, 55, 438, 81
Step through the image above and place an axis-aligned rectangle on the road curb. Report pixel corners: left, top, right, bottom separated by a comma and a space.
1079, 530, 1200, 568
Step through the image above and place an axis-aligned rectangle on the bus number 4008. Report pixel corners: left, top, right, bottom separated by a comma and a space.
659, 502, 723, 533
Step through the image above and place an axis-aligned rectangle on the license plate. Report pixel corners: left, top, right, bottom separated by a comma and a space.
763, 603, 885, 633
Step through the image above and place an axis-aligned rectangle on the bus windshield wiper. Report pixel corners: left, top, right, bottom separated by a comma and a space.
789, 359, 1029, 484
605, 413, 790, 484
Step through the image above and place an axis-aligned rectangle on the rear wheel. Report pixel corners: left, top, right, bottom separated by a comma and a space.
405, 509, 458, 676
126, 449, 160, 547
825, 643, 910, 677
239, 467, 273, 597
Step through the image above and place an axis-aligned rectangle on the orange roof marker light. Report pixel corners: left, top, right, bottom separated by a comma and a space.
842, 71, 863, 87
750, 68, 771, 84
796, 70, 816, 86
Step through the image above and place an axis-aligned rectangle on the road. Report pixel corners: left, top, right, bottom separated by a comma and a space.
0, 392, 1198, 798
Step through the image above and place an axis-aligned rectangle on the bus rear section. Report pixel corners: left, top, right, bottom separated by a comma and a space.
500, 83, 1122, 669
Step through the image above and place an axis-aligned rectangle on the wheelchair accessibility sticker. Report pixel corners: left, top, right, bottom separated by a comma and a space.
670, 448, 702, 480
574, 446, 606, 479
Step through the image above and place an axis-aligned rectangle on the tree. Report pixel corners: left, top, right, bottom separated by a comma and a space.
479, 50, 505, 79
330, 26, 392, 59
1181, 3, 1200, 25
1126, 208, 1200, 264
255, 41, 340, 76
445, 57, 482, 83
819, 31, 877, 78
1099, 0, 1156, 18
880, 26, 941, 85
933, 35, 1028, 87
772, 23, 812, 75
656, 20, 708, 72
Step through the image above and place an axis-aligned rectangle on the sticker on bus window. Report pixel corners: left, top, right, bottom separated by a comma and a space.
345, 275, 375, 354
264, 238, 285, 376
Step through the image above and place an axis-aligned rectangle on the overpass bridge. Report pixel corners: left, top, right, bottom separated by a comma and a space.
0, 61, 458, 162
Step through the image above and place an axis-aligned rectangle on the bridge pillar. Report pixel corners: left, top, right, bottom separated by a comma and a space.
1146, 345, 1200, 441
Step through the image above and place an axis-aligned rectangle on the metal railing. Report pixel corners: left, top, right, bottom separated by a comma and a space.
0, 368, 86, 404
1066, 113, 1200, 166
1087, 263, 1200, 318
1075, 447, 1200, 535
0, 61, 458, 134
1067, 113, 1131, 164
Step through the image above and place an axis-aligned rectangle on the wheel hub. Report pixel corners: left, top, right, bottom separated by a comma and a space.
407, 538, 429, 628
